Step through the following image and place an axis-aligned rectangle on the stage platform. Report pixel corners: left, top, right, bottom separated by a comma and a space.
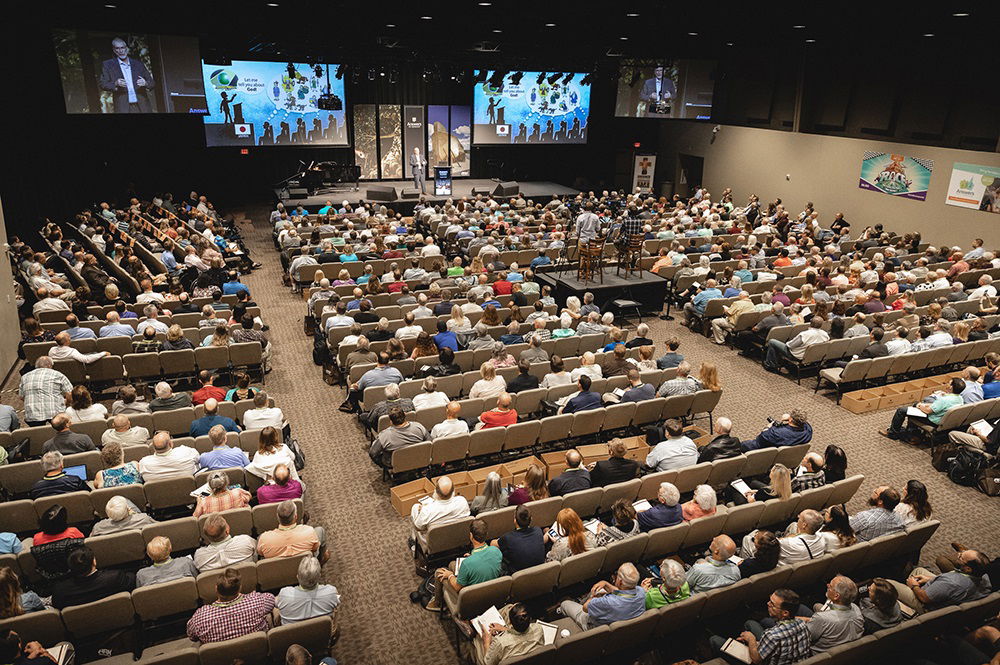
537, 268, 669, 317
275, 179, 578, 211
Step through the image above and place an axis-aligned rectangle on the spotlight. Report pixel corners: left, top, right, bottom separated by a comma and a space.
580, 73, 592, 85
286, 62, 296, 79
536, 72, 546, 84
368, 67, 376, 80
547, 72, 561, 84
335, 64, 344, 79
473, 70, 488, 83
314, 64, 323, 78
509, 71, 524, 85
562, 72, 573, 84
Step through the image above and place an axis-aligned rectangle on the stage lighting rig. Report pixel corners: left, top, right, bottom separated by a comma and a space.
536, 72, 546, 84
562, 72, 573, 84
547, 72, 561, 84
509, 71, 524, 84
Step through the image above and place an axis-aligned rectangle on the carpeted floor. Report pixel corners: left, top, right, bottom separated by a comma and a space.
7, 211, 999, 665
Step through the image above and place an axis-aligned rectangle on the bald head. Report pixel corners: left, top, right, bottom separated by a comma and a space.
710, 535, 736, 560
203, 398, 218, 414
436, 476, 454, 499
716, 417, 732, 435
151, 431, 172, 453
112, 415, 131, 432
565, 449, 582, 468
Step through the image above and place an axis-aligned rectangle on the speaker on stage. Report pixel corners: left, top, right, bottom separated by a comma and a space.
400, 188, 421, 199
287, 188, 309, 199
493, 181, 520, 196
471, 186, 492, 195
366, 185, 398, 202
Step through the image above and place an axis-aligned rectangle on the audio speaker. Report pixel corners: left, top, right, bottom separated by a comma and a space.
366, 185, 398, 202
287, 188, 309, 199
471, 187, 493, 195
401, 188, 421, 198
493, 181, 520, 196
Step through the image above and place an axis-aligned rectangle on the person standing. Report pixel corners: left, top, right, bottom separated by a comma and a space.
99, 37, 154, 113
410, 147, 427, 194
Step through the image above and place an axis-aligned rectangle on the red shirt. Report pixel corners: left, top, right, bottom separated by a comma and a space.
479, 408, 517, 428
192, 385, 227, 405
387, 281, 405, 293
493, 280, 512, 295
33, 527, 84, 546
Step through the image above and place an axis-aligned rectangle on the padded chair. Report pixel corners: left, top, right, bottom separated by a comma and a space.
560, 487, 603, 519
86, 530, 147, 568
430, 434, 470, 467
601, 403, 636, 436
469, 427, 506, 459
195, 346, 230, 372
557, 549, 607, 588
159, 350, 197, 380
638, 471, 678, 500
673, 462, 712, 493
524, 496, 563, 528
124, 353, 162, 383
706, 456, 746, 487
251, 499, 305, 534
198, 632, 269, 665
601, 533, 648, 575
141, 516, 201, 553
510, 561, 560, 602
537, 415, 574, 448
551, 624, 609, 665
503, 421, 541, 454
0, 500, 40, 535
642, 523, 688, 561
570, 410, 605, 440
266, 616, 334, 663
604, 610, 658, 655
722, 502, 766, 536
144, 476, 197, 512
680, 511, 728, 550
827, 475, 865, 506
132, 577, 199, 621
652, 593, 708, 638
0, 609, 66, 647
448, 576, 512, 620
784, 555, 833, 588
198, 507, 253, 538
631, 398, 667, 429
60, 591, 135, 638
795, 485, 834, 512
33, 491, 94, 525
152, 407, 197, 437
390, 441, 431, 477
701, 578, 754, 618
195, 561, 257, 602
598, 478, 641, 513
774, 443, 811, 470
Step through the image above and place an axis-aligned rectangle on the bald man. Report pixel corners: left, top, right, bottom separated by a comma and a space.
686, 535, 740, 593
189, 398, 241, 437
409, 475, 471, 552
793, 452, 827, 492
101, 414, 150, 448
477, 392, 517, 429
548, 449, 592, 497
138, 432, 200, 480
430, 401, 470, 440
136, 536, 198, 587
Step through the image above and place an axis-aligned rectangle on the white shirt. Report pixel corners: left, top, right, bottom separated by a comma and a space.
193, 535, 257, 572
136, 291, 166, 304
421, 244, 442, 257
413, 392, 450, 410
885, 338, 912, 356
33, 298, 70, 316
245, 445, 300, 481
925, 332, 953, 348
137, 319, 170, 335
139, 445, 200, 480
410, 494, 470, 532
893, 502, 925, 526
118, 58, 138, 103
242, 407, 285, 431
275, 584, 341, 624
778, 532, 828, 564
968, 285, 997, 300
430, 418, 470, 440
469, 376, 506, 399
48, 345, 105, 365
570, 365, 603, 382
395, 325, 423, 340
65, 404, 108, 423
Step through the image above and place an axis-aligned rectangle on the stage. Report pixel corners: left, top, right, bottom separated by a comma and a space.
536, 268, 669, 317
274, 179, 579, 212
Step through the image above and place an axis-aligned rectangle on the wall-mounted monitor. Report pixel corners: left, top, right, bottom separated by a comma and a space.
614, 61, 715, 120
473, 71, 590, 144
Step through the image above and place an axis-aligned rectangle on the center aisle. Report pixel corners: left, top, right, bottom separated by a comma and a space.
234, 211, 451, 665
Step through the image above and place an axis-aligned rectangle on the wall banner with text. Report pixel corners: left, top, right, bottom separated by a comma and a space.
945, 162, 1000, 214
632, 154, 657, 194
859, 151, 933, 201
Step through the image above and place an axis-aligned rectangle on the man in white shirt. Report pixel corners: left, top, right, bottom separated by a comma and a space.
102, 415, 150, 447
777, 509, 828, 564
925, 321, 954, 348
968, 274, 997, 301
48, 332, 110, 365
32, 288, 70, 316
324, 303, 354, 330
570, 352, 603, 382
884, 327, 913, 355
410, 476, 471, 552
193, 514, 257, 572
135, 280, 166, 304
763, 318, 830, 373
410, 294, 434, 319
430, 402, 471, 440
275, 556, 340, 624
420, 238, 441, 257
139, 432, 200, 480
241, 392, 285, 430
137, 305, 170, 335
395, 312, 423, 340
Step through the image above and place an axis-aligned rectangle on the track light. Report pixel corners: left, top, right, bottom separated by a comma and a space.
547, 72, 561, 84
536, 72, 546, 84
562, 72, 573, 84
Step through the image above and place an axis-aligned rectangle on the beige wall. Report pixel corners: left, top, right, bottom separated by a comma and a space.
0, 197, 19, 377
657, 122, 1000, 247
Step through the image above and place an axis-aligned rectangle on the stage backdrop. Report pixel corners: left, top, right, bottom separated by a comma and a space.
201, 60, 347, 147
859, 151, 933, 201
379, 105, 403, 180
353, 104, 378, 179
428, 105, 471, 177
945, 162, 1000, 214
473, 71, 591, 145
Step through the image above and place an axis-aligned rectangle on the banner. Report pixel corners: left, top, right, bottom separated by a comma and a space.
379, 105, 402, 180
859, 151, 933, 201
403, 105, 425, 179
353, 104, 377, 180
945, 162, 1000, 214
632, 155, 657, 194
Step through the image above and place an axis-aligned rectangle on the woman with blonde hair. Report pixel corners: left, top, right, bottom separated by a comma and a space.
311, 269, 325, 289
951, 321, 970, 343
508, 464, 549, 504
544, 508, 595, 561
470, 361, 506, 399
732, 463, 792, 504
796, 283, 815, 306
386, 337, 408, 361
637, 345, 657, 371
470, 255, 486, 273
202, 324, 231, 347
562, 296, 582, 320
698, 362, 721, 392
163, 323, 194, 350
448, 305, 471, 332
333, 269, 354, 287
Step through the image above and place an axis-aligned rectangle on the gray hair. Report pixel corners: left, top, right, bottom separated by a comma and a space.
296, 555, 322, 590
41, 451, 63, 473
799, 509, 824, 534
277, 499, 298, 526
422, 376, 437, 392
830, 575, 858, 605
601, 312, 615, 325
692, 485, 717, 511
384, 382, 400, 400
658, 482, 680, 506
154, 381, 172, 398
106, 495, 131, 521
480, 472, 506, 512
35, 356, 54, 369
474, 323, 488, 337
208, 471, 229, 493
660, 558, 686, 588
636, 323, 649, 337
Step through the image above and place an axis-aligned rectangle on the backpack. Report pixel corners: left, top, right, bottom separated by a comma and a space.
286, 438, 306, 471
948, 448, 987, 486
931, 441, 958, 472
978, 467, 1000, 496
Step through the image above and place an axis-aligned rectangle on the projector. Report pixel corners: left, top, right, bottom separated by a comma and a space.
317, 93, 343, 111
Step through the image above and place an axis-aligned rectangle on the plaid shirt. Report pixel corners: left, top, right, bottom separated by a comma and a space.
757, 618, 811, 665
186, 591, 275, 643
849, 507, 905, 542
193, 488, 252, 518
133, 340, 164, 353
20, 368, 73, 422
791, 470, 825, 493
231, 328, 269, 346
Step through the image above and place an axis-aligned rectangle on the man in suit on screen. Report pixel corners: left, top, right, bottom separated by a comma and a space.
99, 37, 154, 113
639, 65, 676, 117
409, 148, 427, 194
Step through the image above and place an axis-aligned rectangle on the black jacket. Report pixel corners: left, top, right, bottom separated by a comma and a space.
548, 468, 592, 496
697, 435, 743, 463
858, 342, 889, 359
589, 456, 640, 487
506, 374, 540, 394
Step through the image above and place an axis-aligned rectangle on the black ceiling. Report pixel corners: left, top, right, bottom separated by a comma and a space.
19, 0, 998, 74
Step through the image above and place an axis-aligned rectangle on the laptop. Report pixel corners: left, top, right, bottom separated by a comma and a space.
63, 464, 87, 481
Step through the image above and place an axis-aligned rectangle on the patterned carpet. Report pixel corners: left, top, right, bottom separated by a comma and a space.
8, 212, 999, 665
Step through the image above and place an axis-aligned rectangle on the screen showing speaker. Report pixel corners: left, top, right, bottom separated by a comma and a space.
614, 61, 715, 119
200, 60, 348, 147
473, 71, 591, 145
53, 29, 207, 114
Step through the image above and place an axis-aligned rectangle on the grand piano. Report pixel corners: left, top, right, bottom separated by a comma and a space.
293, 162, 361, 193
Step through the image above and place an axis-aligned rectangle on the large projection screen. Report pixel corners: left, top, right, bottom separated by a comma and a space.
614, 61, 715, 120
473, 71, 590, 144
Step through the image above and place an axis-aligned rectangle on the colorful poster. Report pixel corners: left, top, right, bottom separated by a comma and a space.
449, 105, 471, 176
945, 162, 1000, 214
353, 104, 378, 180
859, 151, 933, 201
632, 155, 657, 194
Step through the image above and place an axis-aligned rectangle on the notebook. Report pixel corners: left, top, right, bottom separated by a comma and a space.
584, 518, 601, 535
471, 605, 505, 637
730, 479, 753, 496
971, 419, 994, 437
906, 406, 926, 418
63, 464, 87, 481
632, 499, 652, 512
537, 621, 558, 645
720, 638, 752, 664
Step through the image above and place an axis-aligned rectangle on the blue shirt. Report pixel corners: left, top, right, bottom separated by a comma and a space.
530, 256, 551, 268
692, 288, 722, 314
637, 502, 683, 532
0, 532, 22, 554
317, 205, 332, 215
962, 381, 984, 404
507, 272, 524, 282
340, 253, 359, 262
734, 269, 754, 283
586, 587, 647, 627
983, 381, 1000, 399
656, 352, 684, 370
499, 334, 524, 345
99, 323, 134, 338
563, 391, 602, 413
222, 281, 250, 296
199, 446, 250, 470
189, 414, 241, 438
66, 326, 97, 340
433, 331, 458, 351
162, 251, 178, 271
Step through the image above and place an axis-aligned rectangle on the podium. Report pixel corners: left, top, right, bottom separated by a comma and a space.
434, 166, 452, 196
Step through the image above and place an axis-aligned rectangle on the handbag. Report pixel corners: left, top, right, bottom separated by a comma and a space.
931, 441, 958, 472
977, 468, 1000, 496
285, 438, 307, 471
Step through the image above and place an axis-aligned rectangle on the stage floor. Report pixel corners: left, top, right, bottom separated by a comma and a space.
275, 179, 578, 208
537, 269, 670, 314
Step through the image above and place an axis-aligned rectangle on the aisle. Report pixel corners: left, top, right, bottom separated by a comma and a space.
235, 211, 452, 665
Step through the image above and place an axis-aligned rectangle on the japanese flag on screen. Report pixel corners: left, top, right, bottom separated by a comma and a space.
234, 124, 251, 137
496, 125, 509, 136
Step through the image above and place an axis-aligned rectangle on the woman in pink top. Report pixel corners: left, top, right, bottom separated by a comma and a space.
681, 484, 718, 521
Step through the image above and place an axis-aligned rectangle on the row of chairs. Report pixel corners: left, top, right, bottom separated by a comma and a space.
0, 582, 332, 665
34, 295, 247, 324
37, 342, 264, 388
37, 307, 263, 333
815, 339, 1000, 399
498, 522, 961, 665
2, 398, 276, 459
419, 444, 824, 560
293, 249, 563, 282
434, 476, 883, 621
